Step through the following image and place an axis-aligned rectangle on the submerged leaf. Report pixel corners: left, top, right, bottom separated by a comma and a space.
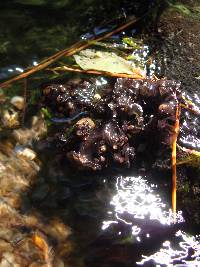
74, 49, 135, 74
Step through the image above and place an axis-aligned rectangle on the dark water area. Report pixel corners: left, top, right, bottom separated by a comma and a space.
0, 0, 200, 267
0, 0, 159, 72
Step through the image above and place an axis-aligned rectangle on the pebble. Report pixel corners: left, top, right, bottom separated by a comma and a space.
14, 146, 36, 160
76, 117, 95, 128
10, 96, 24, 110
2, 109, 19, 128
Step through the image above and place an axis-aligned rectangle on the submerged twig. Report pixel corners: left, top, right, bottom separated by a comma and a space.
180, 103, 200, 116
51, 66, 146, 79
0, 16, 141, 89
176, 158, 193, 166
177, 144, 200, 157
172, 104, 181, 220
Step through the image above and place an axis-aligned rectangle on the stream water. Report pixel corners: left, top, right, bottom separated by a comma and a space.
0, 1, 200, 267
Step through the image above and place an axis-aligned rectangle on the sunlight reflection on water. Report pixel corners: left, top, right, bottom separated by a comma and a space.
137, 230, 200, 266
102, 176, 184, 233
102, 175, 200, 266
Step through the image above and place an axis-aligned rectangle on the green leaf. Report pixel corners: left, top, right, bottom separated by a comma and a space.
74, 49, 134, 74
122, 37, 141, 49
41, 107, 52, 119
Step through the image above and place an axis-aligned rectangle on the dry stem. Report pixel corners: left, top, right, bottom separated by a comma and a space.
51, 66, 146, 79
171, 104, 181, 221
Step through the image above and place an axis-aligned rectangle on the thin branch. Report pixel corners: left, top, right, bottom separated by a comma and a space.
0, 16, 141, 89
171, 104, 181, 221
51, 65, 146, 79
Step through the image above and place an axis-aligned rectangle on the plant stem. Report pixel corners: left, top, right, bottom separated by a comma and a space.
51, 66, 146, 79
172, 104, 181, 221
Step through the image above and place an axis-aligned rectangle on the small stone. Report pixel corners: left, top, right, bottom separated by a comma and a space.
31, 116, 39, 126
76, 117, 95, 128
2, 109, 19, 128
94, 93, 101, 101
10, 96, 24, 110
1, 252, 15, 267
15, 146, 36, 160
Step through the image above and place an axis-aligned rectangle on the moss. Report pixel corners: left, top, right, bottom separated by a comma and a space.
167, 1, 200, 19
169, 2, 191, 15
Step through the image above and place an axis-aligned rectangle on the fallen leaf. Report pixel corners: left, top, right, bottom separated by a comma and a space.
74, 49, 135, 74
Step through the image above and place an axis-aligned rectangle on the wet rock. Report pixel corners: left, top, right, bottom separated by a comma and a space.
155, 3, 200, 95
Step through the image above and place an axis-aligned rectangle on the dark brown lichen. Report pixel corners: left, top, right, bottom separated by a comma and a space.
41, 77, 183, 170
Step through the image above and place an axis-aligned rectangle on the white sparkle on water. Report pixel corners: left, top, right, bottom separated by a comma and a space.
101, 175, 200, 266
102, 176, 184, 233
15, 67, 24, 73
137, 231, 200, 266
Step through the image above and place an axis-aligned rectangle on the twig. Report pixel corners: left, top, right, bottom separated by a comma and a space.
171, 104, 181, 221
0, 16, 141, 89
51, 66, 146, 79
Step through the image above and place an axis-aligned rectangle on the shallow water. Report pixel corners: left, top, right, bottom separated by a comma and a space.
0, 1, 200, 267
